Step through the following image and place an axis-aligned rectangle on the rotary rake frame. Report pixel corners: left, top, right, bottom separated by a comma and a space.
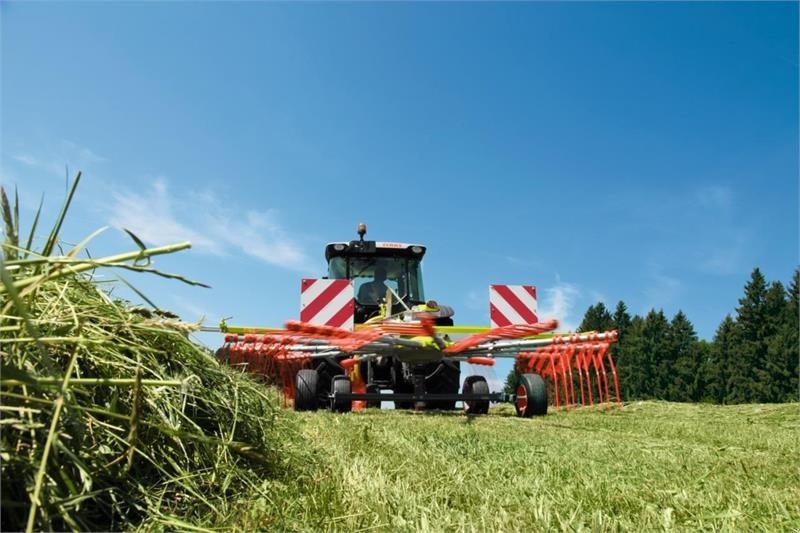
215, 316, 621, 416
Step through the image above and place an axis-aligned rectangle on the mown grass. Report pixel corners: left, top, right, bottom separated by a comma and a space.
233, 401, 800, 532
0, 177, 307, 531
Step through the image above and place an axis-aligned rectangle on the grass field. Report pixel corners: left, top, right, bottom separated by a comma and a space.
231, 401, 799, 532
3, 182, 797, 532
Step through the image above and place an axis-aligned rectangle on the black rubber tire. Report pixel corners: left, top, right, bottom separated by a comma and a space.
331, 376, 353, 413
426, 361, 461, 410
462, 375, 490, 415
215, 343, 230, 364
294, 369, 319, 411
315, 360, 341, 400
515, 373, 547, 417
365, 384, 381, 409
391, 364, 414, 410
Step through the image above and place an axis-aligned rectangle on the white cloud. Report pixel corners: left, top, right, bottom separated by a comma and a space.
109, 178, 221, 253
108, 179, 313, 273
209, 210, 310, 269
537, 278, 581, 332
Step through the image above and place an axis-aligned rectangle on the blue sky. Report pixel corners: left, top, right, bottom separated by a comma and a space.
2, 1, 798, 372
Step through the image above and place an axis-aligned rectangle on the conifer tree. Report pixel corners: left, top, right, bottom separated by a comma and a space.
764, 269, 799, 402
788, 269, 799, 399
666, 311, 699, 401
762, 281, 789, 401
618, 315, 645, 399
692, 340, 713, 401
611, 301, 632, 399
727, 268, 768, 403
705, 315, 736, 403
624, 309, 669, 399
612, 301, 632, 336
646, 309, 671, 399
579, 303, 613, 333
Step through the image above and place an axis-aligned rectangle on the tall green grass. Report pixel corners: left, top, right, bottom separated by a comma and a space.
0, 176, 305, 531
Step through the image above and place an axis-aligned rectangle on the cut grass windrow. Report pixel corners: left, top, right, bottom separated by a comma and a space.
1, 177, 304, 531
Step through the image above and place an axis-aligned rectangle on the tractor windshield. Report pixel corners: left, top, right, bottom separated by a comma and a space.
328, 256, 425, 305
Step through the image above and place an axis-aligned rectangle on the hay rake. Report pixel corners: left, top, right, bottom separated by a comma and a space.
214, 316, 620, 415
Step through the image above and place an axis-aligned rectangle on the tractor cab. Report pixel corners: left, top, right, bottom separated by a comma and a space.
325, 224, 427, 324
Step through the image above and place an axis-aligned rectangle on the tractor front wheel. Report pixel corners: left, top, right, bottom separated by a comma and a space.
462, 375, 490, 415
365, 384, 381, 409
294, 369, 319, 411
331, 376, 353, 413
515, 373, 547, 417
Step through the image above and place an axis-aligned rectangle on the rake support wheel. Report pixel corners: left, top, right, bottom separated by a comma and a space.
331, 375, 353, 413
515, 373, 547, 417
294, 369, 319, 411
462, 375, 490, 415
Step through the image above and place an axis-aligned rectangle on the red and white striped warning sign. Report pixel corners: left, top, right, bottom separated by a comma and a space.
490, 285, 538, 327
300, 279, 355, 330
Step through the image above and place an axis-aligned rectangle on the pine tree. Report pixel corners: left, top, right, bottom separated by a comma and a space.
764, 269, 799, 402
618, 315, 645, 399
579, 303, 614, 333
727, 268, 768, 403
762, 281, 789, 402
788, 269, 799, 400
693, 340, 713, 402
623, 309, 669, 399
665, 311, 699, 401
786, 268, 800, 401
646, 309, 672, 399
704, 315, 736, 403
611, 301, 632, 399
612, 301, 632, 336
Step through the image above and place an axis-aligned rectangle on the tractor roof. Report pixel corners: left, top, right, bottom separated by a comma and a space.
325, 241, 427, 262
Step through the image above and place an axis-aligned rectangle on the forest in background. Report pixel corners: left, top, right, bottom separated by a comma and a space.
506, 268, 799, 404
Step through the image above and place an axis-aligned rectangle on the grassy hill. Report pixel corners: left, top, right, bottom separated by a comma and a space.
233, 401, 799, 532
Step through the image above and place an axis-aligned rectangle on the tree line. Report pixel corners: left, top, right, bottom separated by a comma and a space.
505, 268, 798, 404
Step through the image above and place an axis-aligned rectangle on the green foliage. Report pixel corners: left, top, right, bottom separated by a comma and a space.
765, 271, 800, 402
727, 269, 769, 402
503, 365, 519, 395
578, 302, 613, 332
705, 316, 737, 403
665, 311, 699, 401
612, 300, 632, 335
787, 270, 800, 398
578, 266, 798, 404
616, 315, 644, 400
